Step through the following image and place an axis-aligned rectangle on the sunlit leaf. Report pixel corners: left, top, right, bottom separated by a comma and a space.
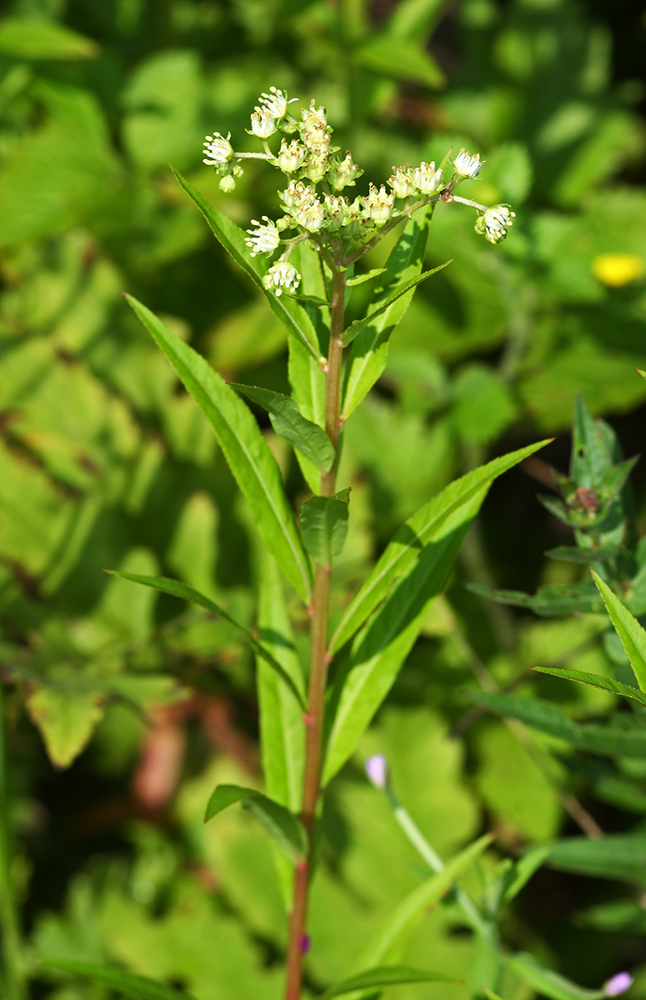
204, 784, 307, 861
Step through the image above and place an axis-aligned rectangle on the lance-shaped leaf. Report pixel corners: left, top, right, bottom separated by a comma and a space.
532, 665, 646, 709
468, 581, 602, 616
331, 441, 550, 654
542, 832, 646, 882
342, 209, 433, 419
231, 383, 334, 472
39, 958, 195, 1000
204, 784, 307, 861
467, 691, 646, 758
356, 834, 492, 968
506, 954, 606, 1000
499, 846, 550, 905
125, 296, 312, 604
341, 262, 451, 346
572, 394, 611, 486
592, 570, 646, 691
345, 267, 386, 286
171, 166, 321, 361
545, 545, 622, 564
300, 489, 350, 568
108, 571, 306, 709
321, 966, 456, 1000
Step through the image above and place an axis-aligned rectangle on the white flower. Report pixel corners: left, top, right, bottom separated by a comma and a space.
203, 132, 233, 166
277, 138, 307, 173
260, 87, 296, 120
477, 204, 515, 244
250, 107, 276, 139
263, 261, 301, 297
245, 217, 280, 256
327, 152, 362, 191
388, 165, 416, 199
293, 199, 325, 232
364, 184, 394, 226
412, 161, 443, 195
453, 148, 483, 179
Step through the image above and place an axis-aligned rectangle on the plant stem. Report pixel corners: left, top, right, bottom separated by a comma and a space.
284, 265, 346, 1000
0, 683, 26, 1000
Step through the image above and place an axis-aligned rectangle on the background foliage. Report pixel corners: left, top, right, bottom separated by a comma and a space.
2, 0, 646, 997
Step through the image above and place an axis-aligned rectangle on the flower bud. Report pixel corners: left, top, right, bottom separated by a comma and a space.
203, 132, 234, 166
364, 184, 394, 227
263, 260, 301, 297
453, 148, 483, 179
277, 138, 307, 173
327, 152, 363, 191
412, 161, 443, 195
304, 151, 328, 184
219, 175, 236, 193
365, 754, 389, 790
605, 974, 633, 997
324, 194, 345, 230
475, 204, 515, 244
250, 107, 276, 139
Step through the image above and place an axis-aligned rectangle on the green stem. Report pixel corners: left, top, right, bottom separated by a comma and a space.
0, 682, 26, 1000
284, 265, 346, 1000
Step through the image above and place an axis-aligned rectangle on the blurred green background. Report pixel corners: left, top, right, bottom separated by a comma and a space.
2, 0, 646, 997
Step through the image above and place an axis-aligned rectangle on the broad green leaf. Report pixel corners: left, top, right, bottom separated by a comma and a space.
231, 384, 334, 472
544, 833, 646, 882
500, 846, 550, 904
592, 570, 646, 691
125, 296, 312, 604
26, 687, 102, 769
321, 966, 456, 1000
257, 551, 305, 814
354, 37, 445, 89
506, 954, 605, 1000
324, 519, 474, 784
532, 665, 646, 708
468, 581, 603, 616
39, 958, 194, 1000
545, 545, 621, 564
300, 490, 350, 567
342, 209, 433, 419
357, 834, 493, 967
0, 19, 98, 59
467, 691, 646, 758
107, 571, 306, 709
331, 441, 549, 653
341, 263, 451, 346
171, 167, 320, 361
204, 784, 307, 861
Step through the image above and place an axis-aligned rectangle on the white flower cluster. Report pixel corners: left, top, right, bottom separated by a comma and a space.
475, 204, 516, 244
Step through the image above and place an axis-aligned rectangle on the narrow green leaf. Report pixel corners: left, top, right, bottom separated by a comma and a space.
204, 784, 307, 861
125, 296, 312, 604
300, 490, 350, 567
357, 834, 493, 967
288, 326, 327, 495
506, 954, 605, 1000
500, 846, 550, 904
321, 966, 456, 1000
108, 571, 306, 709
544, 833, 646, 882
232, 383, 334, 472
467, 691, 646, 758
532, 665, 646, 709
572, 395, 610, 487
592, 570, 646, 691
331, 441, 550, 654
545, 545, 622, 564
39, 959, 194, 1000
342, 209, 432, 419
468, 581, 603, 616
170, 166, 321, 361
341, 262, 451, 346
345, 267, 387, 286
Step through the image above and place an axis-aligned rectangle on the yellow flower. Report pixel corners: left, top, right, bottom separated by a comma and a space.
592, 253, 644, 287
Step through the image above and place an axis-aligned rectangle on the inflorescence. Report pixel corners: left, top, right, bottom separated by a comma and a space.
203, 88, 515, 295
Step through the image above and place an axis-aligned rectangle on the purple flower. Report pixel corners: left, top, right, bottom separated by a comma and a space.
605, 973, 633, 997
365, 754, 389, 790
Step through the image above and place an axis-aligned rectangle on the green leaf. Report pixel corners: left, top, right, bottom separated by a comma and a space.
107, 571, 306, 709
26, 687, 103, 769
288, 317, 327, 494
331, 441, 550, 654
125, 296, 312, 604
342, 209, 433, 419
171, 167, 321, 361
468, 581, 603, 616
204, 784, 307, 861
345, 267, 387, 287
506, 954, 605, 1000
341, 263, 451, 346
231, 384, 334, 472
545, 545, 622, 564
321, 966, 456, 1000
532, 665, 646, 708
354, 37, 446, 89
572, 395, 610, 487
0, 19, 99, 59
544, 833, 646, 882
300, 490, 350, 567
356, 834, 493, 967
500, 846, 550, 904
592, 570, 646, 691
467, 691, 646, 758
39, 958, 194, 1000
